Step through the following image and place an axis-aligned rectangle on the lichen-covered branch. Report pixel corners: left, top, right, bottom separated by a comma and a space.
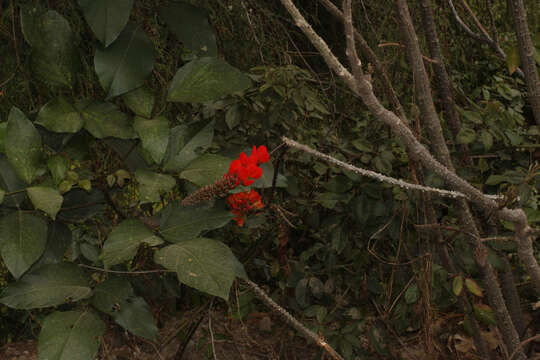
242, 279, 345, 360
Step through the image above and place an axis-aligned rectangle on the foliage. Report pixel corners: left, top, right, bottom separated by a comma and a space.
0, 0, 538, 359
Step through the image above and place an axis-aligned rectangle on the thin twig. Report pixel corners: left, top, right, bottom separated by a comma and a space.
208, 299, 218, 360
509, 334, 540, 360
242, 278, 345, 360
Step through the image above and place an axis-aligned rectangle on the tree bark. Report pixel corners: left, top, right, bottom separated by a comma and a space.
509, 0, 540, 127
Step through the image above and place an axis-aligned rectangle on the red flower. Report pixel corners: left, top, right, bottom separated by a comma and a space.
227, 145, 270, 186
227, 190, 264, 226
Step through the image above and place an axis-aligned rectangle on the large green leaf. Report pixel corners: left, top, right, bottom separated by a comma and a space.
27, 187, 63, 219
57, 189, 105, 223
0, 156, 26, 206
38, 310, 105, 360
0, 263, 92, 309
154, 238, 246, 299
91, 277, 158, 340
102, 219, 163, 267
133, 116, 169, 164
95, 25, 155, 99
123, 86, 155, 118
36, 97, 84, 133
78, 0, 134, 46
159, 2, 217, 57
159, 202, 233, 243
135, 170, 176, 204
5, 107, 42, 184
162, 121, 214, 172
22, 9, 78, 87
179, 154, 230, 187
167, 57, 252, 103
31, 222, 72, 270
80, 102, 136, 139
0, 212, 47, 279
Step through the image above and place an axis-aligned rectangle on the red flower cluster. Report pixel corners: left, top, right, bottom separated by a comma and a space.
227, 145, 270, 186
227, 190, 264, 226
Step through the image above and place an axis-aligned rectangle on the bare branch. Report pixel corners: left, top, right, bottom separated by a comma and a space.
242, 278, 345, 360
283, 136, 486, 200
318, 0, 406, 120
342, 0, 363, 80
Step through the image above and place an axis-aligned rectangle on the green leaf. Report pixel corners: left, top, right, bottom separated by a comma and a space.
0, 212, 47, 279
38, 310, 105, 360
0, 122, 7, 154
133, 116, 169, 164
505, 46, 520, 75
167, 57, 252, 103
159, 2, 217, 57
473, 303, 496, 325
159, 202, 233, 243
162, 121, 214, 172
0, 156, 26, 206
27, 11, 78, 87
27, 186, 63, 219
102, 219, 163, 267
78, 0, 134, 46
0, 187, 4, 204
315, 192, 352, 209
154, 237, 246, 300
5, 107, 42, 184
404, 282, 418, 304
250, 162, 288, 189
225, 104, 242, 129
20, 4, 46, 48
122, 86, 155, 118
479, 130, 493, 150
80, 102, 137, 139
135, 170, 176, 204
453, 276, 463, 296
465, 278, 483, 297
456, 127, 476, 145
91, 277, 158, 340
31, 222, 72, 270
36, 97, 84, 133
179, 154, 230, 187
95, 25, 155, 99
0, 263, 92, 309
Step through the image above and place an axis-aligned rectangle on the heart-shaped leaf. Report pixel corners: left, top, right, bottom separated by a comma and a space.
133, 116, 169, 164
91, 277, 158, 340
179, 154, 231, 187
154, 237, 246, 299
135, 170, 176, 204
162, 121, 214, 172
38, 310, 105, 360
159, 2, 217, 56
0, 262, 92, 309
80, 102, 137, 139
5, 107, 42, 184
167, 57, 252, 103
0, 211, 47, 279
27, 186, 63, 219
36, 97, 84, 133
159, 202, 233, 243
102, 219, 163, 267
95, 25, 155, 99
78, 0, 134, 46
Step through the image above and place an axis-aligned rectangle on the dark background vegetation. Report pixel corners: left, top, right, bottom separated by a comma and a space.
0, 0, 539, 359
